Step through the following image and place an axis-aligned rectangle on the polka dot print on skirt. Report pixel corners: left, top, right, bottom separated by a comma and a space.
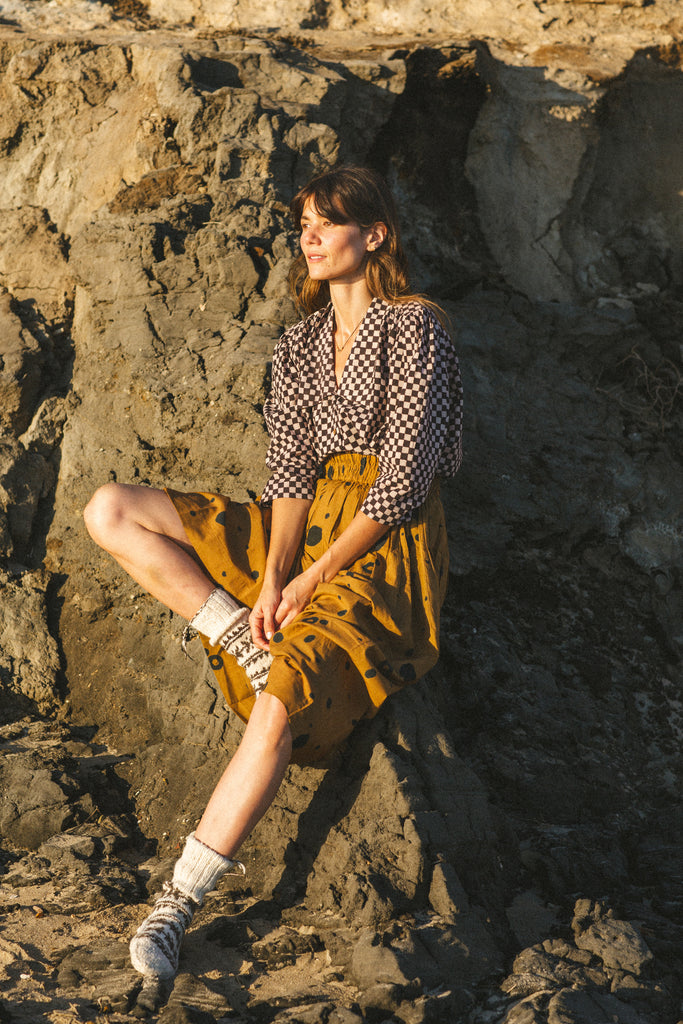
167, 453, 449, 765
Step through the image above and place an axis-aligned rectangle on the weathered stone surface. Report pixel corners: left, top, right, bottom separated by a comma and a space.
572, 899, 653, 975
547, 988, 654, 1024
0, 717, 138, 853
0, 760, 74, 848
0, 292, 45, 437
0, 206, 72, 322
472, 50, 683, 303
0, 441, 55, 563
0, 570, 60, 712
142, 0, 682, 58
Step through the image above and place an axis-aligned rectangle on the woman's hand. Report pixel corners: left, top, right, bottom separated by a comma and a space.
249, 568, 318, 649
249, 579, 282, 651
250, 496, 313, 649
273, 568, 319, 630
250, 501, 388, 650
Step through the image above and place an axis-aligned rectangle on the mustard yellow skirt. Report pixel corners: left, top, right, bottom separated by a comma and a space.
168, 454, 449, 765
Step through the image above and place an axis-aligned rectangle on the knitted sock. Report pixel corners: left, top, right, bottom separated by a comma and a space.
190, 587, 241, 639
185, 588, 272, 695
129, 832, 245, 979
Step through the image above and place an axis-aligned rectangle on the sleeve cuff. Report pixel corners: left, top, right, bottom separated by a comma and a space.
260, 472, 318, 505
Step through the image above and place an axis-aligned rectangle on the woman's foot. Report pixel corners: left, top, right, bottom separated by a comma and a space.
129, 832, 244, 979
129, 882, 198, 978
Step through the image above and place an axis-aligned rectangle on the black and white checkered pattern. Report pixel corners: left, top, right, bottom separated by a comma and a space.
261, 298, 463, 525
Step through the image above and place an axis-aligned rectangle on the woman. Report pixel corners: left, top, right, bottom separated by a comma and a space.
84, 165, 463, 980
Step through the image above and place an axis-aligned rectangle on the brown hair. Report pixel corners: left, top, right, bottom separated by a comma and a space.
288, 165, 441, 319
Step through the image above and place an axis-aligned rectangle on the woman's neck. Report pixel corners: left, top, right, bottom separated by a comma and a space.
329, 280, 374, 339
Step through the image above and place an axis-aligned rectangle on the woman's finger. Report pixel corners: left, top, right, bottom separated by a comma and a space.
253, 583, 282, 644
249, 605, 269, 650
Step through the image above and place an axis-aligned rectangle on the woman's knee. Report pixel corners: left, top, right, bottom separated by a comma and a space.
83, 482, 130, 547
248, 693, 292, 758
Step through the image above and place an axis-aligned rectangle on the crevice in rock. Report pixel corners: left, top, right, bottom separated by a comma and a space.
368, 44, 498, 299
561, 48, 683, 301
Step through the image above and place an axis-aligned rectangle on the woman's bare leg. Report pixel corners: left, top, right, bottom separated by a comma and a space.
84, 482, 214, 619
196, 692, 292, 858
86, 484, 294, 977
84, 482, 293, 844
130, 693, 292, 978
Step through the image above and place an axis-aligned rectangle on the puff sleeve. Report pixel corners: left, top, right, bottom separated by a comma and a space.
260, 323, 319, 504
359, 304, 462, 525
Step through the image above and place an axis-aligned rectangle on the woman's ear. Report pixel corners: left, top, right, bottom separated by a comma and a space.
367, 221, 388, 251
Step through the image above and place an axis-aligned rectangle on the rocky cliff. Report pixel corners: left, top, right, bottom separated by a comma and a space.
0, 2, 681, 1023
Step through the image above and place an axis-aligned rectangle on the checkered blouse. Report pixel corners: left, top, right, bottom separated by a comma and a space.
261, 297, 463, 525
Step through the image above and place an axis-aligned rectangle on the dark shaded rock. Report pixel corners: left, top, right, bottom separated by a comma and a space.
0, 292, 45, 437
158, 1004, 218, 1024
571, 899, 654, 975
270, 1003, 333, 1024
350, 928, 417, 990
0, 759, 77, 849
502, 941, 609, 998
395, 988, 475, 1024
0, 442, 55, 563
252, 925, 324, 967
0, 574, 61, 714
328, 1009, 364, 1024
357, 981, 406, 1016
547, 987, 655, 1024
505, 891, 562, 950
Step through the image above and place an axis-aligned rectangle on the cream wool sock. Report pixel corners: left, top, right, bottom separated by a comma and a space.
186, 588, 272, 695
129, 832, 245, 979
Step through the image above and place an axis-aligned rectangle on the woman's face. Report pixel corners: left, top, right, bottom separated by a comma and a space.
299, 197, 379, 285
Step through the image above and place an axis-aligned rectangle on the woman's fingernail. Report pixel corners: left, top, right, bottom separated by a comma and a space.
266, 631, 273, 640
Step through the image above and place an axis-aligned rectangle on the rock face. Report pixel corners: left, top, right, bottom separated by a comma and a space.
145, 0, 681, 54
466, 45, 683, 303
0, 4, 681, 1023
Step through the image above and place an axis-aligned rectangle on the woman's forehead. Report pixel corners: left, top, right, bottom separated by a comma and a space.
301, 196, 320, 217
301, 193, 348, 223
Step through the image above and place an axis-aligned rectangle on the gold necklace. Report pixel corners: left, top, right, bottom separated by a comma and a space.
334, 310, 368, 352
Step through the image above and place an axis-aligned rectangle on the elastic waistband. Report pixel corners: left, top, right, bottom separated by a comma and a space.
318, 453, 379, 486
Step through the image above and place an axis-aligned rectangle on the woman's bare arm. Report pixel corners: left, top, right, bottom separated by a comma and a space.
250, 497, 312, 648
250, 501, 389, 648
271, 510, 388, 633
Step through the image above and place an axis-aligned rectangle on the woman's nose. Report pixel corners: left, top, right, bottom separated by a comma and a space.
302, 225, 320, 246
